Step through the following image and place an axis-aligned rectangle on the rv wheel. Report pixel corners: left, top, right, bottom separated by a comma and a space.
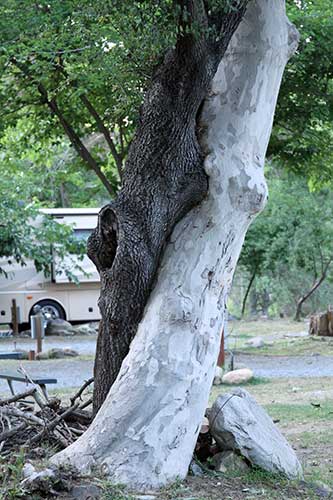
31, 300, 66, 322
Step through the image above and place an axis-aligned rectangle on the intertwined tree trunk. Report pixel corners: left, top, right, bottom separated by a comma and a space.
52, 0, 298, 489
87, 0, 249, 414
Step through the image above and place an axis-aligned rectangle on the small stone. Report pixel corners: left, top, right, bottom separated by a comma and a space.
245, 337, 265, 348
200, 416, 209, 434
46, 319, 76, 336
47, 348, 79, 359
71, 483, 102, 499
73, 323, 97, 336
189, 460, 204, 476
21, 467, 56, 492
313, 481, 332, 497
35, 351, 49, 360
222, 368, 253, 385
22, 462, 36, 479
212, 450, 249, 473
134, 496, 157, 500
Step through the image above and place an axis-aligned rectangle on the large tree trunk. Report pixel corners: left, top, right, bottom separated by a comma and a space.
52, 0, 298, 489
88, 0, 249, 415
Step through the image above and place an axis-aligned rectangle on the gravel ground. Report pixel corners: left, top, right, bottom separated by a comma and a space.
235, 352, 333, 378
0, 358, 94, 394
0, 334, 96, 355
1, 335, 333, 394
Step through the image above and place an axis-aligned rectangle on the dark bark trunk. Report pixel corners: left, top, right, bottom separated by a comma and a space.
241, 270, 256, 317
88, 1, 249, 413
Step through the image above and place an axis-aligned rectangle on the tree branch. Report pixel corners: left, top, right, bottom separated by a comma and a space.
55, 63, 124, 182
10, 57, 116, 197
77, 94, 124, 181
295, 256, 333, 320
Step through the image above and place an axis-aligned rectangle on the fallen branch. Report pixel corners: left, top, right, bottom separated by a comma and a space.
0, 388, 36, 406
0, 377, 93, 455
70, 377, 94, 407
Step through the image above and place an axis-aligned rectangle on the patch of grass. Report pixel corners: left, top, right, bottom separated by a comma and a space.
227, 318, 333, 356
264, 402, 333, 424
0, 451, 26, 499
101, 482, 135, 500
246, 376, 270, 386
159, 477, 192, 499
209, 377, 271, 404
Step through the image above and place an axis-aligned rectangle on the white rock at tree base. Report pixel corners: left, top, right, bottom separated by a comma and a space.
209, 388, 303, 479
246, 336, 265, 348
222, 368, 253, 385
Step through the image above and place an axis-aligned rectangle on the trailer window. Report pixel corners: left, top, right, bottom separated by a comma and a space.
73, 229, 92, 242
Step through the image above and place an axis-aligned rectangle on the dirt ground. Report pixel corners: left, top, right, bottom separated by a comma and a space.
1, 320, 333, 499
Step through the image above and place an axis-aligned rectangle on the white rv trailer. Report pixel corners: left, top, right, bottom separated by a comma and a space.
0, 208, 101, 326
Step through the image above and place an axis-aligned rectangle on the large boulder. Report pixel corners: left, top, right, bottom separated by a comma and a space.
72, 322, 98, 336
209, 388, 303, 479
222, 368, 253, 385
45, 319, 75, 336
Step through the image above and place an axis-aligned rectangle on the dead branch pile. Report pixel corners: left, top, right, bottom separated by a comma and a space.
0, 378, 93, 457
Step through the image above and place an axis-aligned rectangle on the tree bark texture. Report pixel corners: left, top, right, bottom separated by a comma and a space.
52, 0, 298, 489
87, 0, 249, 414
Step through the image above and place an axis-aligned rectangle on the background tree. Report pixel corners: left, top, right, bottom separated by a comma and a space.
270, 0, 333, 186
237, 170, 333, 320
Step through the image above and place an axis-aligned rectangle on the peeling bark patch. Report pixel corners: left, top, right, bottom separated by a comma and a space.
228, 169, 265, 214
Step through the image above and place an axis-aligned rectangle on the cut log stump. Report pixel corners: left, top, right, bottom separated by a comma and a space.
309, 308, 333, 337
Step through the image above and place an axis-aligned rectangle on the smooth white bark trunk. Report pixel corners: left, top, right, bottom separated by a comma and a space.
52, 0, 298, 488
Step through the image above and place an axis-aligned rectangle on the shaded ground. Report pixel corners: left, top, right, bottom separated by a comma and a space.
1, 320, 333, 498
2, 377, 333, 498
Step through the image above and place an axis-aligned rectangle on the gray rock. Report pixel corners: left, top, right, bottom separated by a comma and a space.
46, 319, 76, 336
47, 348, 79, 359
212, 450, 249, 473
70, 483, 101, 499
21, 466, 56, 491
22, 462, 36, 479
35, 351, 49, 360
189, 460, 204, 476
73, 322, 99, 336
246, 336, 265, 348
209, 388, 303, 479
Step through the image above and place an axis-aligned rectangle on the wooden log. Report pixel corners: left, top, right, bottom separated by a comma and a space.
308, 310, 333, 337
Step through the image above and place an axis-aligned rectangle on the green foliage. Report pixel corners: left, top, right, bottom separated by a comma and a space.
238, 167, 333, 317
0, 172, 85, 279
272, 0, 333, 186
101, 482, 134, 500
0, 451, 26, 499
